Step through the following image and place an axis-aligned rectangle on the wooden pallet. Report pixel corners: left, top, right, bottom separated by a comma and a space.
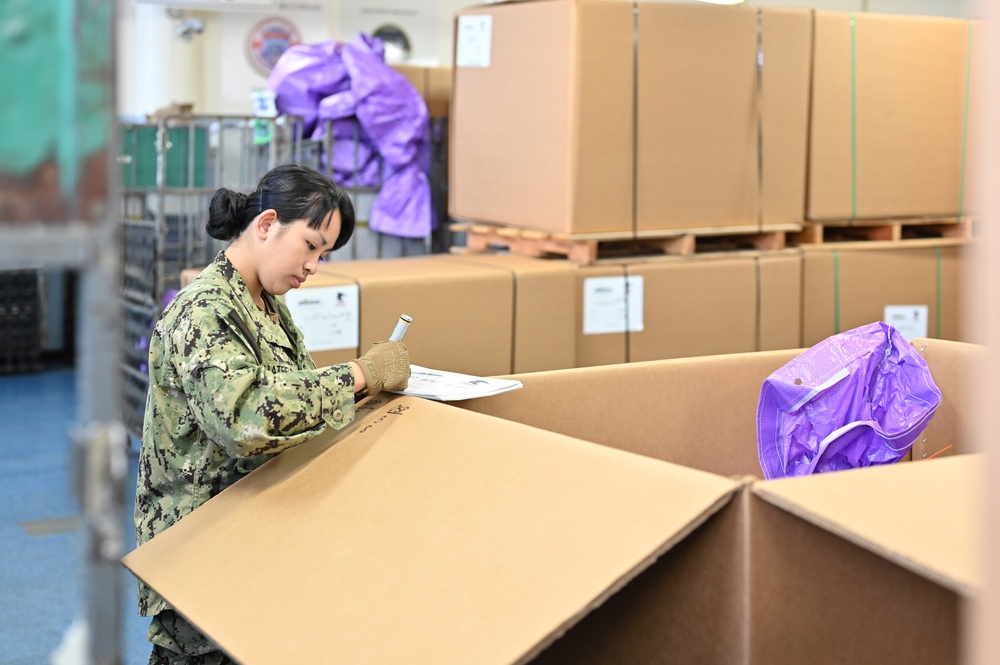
450, 222, 791, 263
791, 217, 974, 245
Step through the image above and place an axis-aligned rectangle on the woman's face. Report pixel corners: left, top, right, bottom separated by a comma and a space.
258, 209, 342, 296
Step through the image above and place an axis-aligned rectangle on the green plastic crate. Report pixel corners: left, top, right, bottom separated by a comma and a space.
121, 125, 208, 189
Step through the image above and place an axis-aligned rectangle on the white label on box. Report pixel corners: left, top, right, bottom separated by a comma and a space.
285, 285, 360, 351
456, 15, 492, 67
583, 276, 644, 335
884, 305, 928, 341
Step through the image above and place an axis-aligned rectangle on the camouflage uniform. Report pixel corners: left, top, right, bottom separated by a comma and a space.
135, 251, 356, 661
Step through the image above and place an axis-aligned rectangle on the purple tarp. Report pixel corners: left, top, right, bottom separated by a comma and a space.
757, 322, 942, 480
268, 34, 432, 238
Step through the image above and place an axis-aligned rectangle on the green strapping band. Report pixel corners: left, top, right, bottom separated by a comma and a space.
935, 247, 942, 339
833, 250, 841, 333
849, 13, 858, 222
958, 20, 973, 218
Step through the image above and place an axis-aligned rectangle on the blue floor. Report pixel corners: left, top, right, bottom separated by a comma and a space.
0, 367, 151, 664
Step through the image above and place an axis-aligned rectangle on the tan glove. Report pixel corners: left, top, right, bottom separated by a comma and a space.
354, 341, 410, 394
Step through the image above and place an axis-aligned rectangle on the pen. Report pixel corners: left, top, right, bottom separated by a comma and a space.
389, 314, 412, 342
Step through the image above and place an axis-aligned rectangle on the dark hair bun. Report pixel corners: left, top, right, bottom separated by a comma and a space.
206, 189, 248, 241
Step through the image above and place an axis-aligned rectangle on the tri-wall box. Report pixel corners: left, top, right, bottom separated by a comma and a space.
800, 241, 974, 347
808, 11, 981, 220
575, 251, 802, 367
449, 0, 812, 235
123, 339, 982, 665
318, 255, 514, 377
178, 257, 515, 374
391, 65, 452, 118
179, 266, 361, 368
284, 270, 361, 368
443, 253, 577, 374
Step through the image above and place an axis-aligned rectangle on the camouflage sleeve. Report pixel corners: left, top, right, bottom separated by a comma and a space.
167, 312, 356, 459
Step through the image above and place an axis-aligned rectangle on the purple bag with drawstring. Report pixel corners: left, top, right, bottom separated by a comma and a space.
757, 322, 941, 480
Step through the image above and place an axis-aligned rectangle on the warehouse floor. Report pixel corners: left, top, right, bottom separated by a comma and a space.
1, 367, 153, 664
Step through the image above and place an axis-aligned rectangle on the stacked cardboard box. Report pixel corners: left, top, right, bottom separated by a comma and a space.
292, 252, 802, 373
314, 256, 514, 377
392, 64, 452, 118
801, 241, 974, 347
808, 12, 980, 221
449, 1, 812, 236
574, 251, 801, 367
443, 253, 578, 373
122, 338, 981, 664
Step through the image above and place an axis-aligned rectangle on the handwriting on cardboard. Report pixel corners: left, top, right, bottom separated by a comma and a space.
359, 403, 410, 434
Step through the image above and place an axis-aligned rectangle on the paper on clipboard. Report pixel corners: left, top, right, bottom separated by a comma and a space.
390, 365, 523, 402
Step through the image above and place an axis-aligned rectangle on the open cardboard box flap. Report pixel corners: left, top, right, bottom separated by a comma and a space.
123, 395, 740, 665
455, 338, 978, 477
752, 453, 983, 595
124, 338, 982, 664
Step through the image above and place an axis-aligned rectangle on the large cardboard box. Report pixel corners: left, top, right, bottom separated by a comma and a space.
626, 251, 801, 361
450, 0, 634, 235
800, 241, 972, 347
456, 338, 977, 475
123, 339, 981, 664
319, 255, 513, 377
635, 4, 811, 234
443, 253, 577, 373
449, 1, 812, 236
176, 267, 361, 367
285, 270, 361, 368
575, 251, 801, 367
392, 64, 452, 118
808, 12, 979, 220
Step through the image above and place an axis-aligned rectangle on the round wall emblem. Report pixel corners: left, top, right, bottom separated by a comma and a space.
247, 17, 302, 74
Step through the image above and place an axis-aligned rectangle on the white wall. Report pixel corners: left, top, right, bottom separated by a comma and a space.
116, 0, 977, 118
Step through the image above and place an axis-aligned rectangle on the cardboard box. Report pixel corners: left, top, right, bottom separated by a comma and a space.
319, 255, 513, 377
443, 253, 577, 373
123, 394, 744, 664
456, 338, 975, 475
636, 4, 811, 233
450, 0, 634, 235
449, 1, 811, 236
800, 241, 971, 347
575, 251, 801, 367
808, 12, 979, 220
575, 263, 630, 368
625, 251, 801, 361
392, 64, 452, 117
173, 266, 360, 367
286, 270, 361, 368
122, 339, 981, 664
531, 455, 976, 665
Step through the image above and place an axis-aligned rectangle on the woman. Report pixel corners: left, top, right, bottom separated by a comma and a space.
134, 164, 410, 663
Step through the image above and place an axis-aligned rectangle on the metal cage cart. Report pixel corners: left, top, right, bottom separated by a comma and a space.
118, 114, 310, 438
314, 115, 454, 262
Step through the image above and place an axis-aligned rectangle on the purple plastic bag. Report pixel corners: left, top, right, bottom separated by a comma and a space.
756, 322, 941, 480
267, 42, 350, 136
268, 34, 432, 238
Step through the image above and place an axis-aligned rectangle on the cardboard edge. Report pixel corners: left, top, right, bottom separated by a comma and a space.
750, 483, 975, 596
513, 481, 746, 665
